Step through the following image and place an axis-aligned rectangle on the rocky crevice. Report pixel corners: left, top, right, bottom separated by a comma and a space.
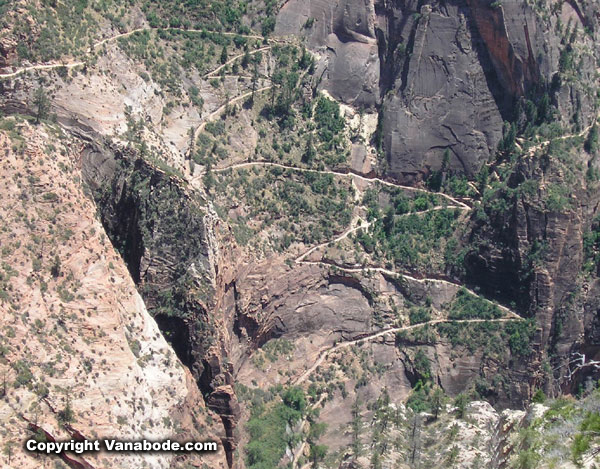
465, 0, 540, 98
79, 138, 242, 464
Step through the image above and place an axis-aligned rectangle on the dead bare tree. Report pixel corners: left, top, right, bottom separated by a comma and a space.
564, 353, 600, 382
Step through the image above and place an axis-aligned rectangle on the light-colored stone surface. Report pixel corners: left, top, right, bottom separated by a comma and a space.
0, 124, 227, 468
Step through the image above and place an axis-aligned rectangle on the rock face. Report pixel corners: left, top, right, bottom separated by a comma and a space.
80, 138, 246, 460
275, 0, 600, 398
467, 0, 541, 97
276, 0, 381, 108
278, 0, 595, 181
380, 1, 505, 181
0, 125, 227, 469
1, 0, 600, 467
82, 139, 218, 371
464, 150, 600, 397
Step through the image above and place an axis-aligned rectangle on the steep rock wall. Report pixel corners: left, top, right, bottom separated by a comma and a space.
277, 0, 582, 182
0, 125, 228, 469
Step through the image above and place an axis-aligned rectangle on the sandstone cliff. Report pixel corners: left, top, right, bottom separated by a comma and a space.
0, 0, 599, 468
0, 123, 227, 468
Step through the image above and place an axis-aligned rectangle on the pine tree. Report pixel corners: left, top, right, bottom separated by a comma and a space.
50, 254, 61, 278
309, 444, 327, 468
203, 161, 215, 192
241, 49, 251, 68
3, 441, 15, 465
58, 391, 74, 424
430, 386, 444, 419
250, 60, 260, 105
302, 135, 316, 164
351, 397, 362, 457
586, 123, 598, 154
33, 86, 50, 124
410, 413, 422, 467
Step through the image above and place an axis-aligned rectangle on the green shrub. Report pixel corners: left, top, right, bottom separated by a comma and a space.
413, 349, 431, 382
406, 381, 430, 413
409, 306, 431, 325
572, 411, 600, 462
205, 120, 225, 136
13, 360, 34, 388
454, 393, 469, 419
314, 96, 344, 142
586, 123, 598, 154
447, 288, 503, 320
245, 386, 306, 469
531, 388, 546, 403
504, 319, 536, 357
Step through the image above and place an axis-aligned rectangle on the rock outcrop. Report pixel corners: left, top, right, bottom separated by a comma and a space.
1, 0, 599, 467
380, 1, 505, 181
276, 0, 381, 108
278, 0, 596, 182
0, 124, 227, 468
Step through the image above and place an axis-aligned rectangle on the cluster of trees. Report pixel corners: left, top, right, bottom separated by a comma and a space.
33, 87, 51, 124
436, 321, 503, 354
143, 0, 249, 32
306, 419, 327, 467
215, 168, 352, 248
403, 349, 446, 419
409, 306, 432, 325
583, 215, 600, 273
436, 316, 536, 360
572, 409, 600, 463
504, 319, 536, 358
493, 77, 557, 167
356, 206, 460, 271
447, 288, 503, 320
314, 96, 345, 144
367, 389, 401, 467
245, 386, 307, 469
261, 338, 294, 362
118, 30, 183, 95
12, 0, 274, 65
120, 28, 257, 97
264, 68, 300, 129
262, 45, 314, 130
586, 123, 598, 154
14, 0, 99, 62
261, 0, 278, 36
558, 21, 581, 75
355, 186, 462, 271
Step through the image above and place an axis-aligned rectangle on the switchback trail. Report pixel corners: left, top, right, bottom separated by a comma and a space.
295, 217, 372, 263
298, 260, 520, 319
0, 61, 86, 79
204, 46, 271, 78
188, 67, 311, 157
0, 26, 275, 80
290, 193, 519, 326
208, 161, 472, 209
207, 160, 515, 321
92, 27, 267, 52
292, 317, 522, 386
287, 316, 522, 469
295, 205, 467, 264
191, 85, 272, 141
523, 116, 598, 157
